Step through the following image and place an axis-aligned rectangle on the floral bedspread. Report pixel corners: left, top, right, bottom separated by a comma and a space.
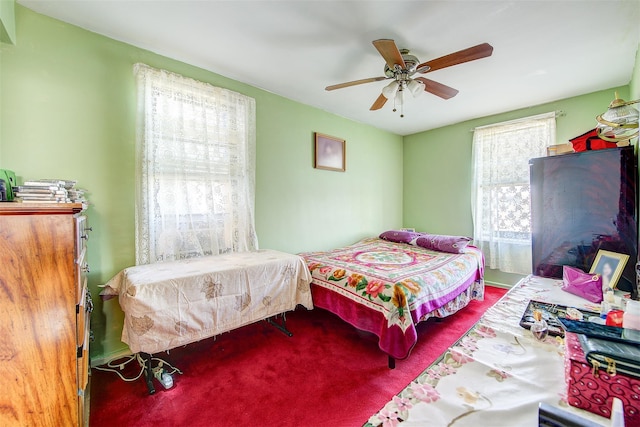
366, 275, 608, 427
301, 238, 485, 360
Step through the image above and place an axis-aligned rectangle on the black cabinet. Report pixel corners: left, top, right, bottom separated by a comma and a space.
530, 146, 638, 296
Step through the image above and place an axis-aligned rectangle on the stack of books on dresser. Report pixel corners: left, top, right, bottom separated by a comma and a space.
13, 179, 89, 207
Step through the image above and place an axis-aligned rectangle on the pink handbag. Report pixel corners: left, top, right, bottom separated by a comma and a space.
562, 265, 603, 303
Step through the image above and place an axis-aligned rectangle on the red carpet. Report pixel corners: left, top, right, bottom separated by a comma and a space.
89, 286, 507, 427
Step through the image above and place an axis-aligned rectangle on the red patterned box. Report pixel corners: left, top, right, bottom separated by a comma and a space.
565, 331, 640, 425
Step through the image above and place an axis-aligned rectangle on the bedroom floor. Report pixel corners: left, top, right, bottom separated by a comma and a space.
88, 286, 506, 426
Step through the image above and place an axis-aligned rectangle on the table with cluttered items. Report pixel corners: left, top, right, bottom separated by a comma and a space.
366, 274, 638, 427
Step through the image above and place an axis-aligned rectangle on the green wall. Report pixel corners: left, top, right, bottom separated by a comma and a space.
403, 86, 634, 287
402, 44, 640, 288
632, 44, 640, 100
0, 0, 15, 44
0, 5, 403, 362
1, 3, 638, 361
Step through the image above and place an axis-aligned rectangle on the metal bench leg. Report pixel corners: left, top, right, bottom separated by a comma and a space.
266, 314, 293, 337
141, 352, 156, 395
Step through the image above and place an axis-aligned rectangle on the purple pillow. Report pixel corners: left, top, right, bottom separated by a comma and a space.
414, 234, 472, 254
379, 230, 422, 244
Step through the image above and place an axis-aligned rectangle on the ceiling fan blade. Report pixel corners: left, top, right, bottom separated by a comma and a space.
417, 43, 493, 73
370, 93, 388, 110
414, 77, 459, 99
325, 76, 388, 91
372, 39, 406, 70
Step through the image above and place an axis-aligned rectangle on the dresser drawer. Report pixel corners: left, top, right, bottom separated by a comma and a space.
77, 287, 92, 345
75, 215, 90, 259
78, 394, 86, 427
77, 285, 88, 345
77, 317, 90, 391
76, 260, 89, 306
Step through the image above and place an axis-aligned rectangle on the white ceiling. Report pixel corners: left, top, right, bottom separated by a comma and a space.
18, 0, 640, 136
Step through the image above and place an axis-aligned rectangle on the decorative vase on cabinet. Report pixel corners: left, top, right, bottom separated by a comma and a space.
0, 203, 92, 426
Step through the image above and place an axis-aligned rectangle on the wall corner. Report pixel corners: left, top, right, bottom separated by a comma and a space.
0, 0, 16, 45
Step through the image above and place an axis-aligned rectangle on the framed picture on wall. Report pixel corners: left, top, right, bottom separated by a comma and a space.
589, 250, 629, 289
314, 133, 345, 172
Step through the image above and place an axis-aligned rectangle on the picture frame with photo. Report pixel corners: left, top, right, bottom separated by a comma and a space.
314, 132, 345, 172
589, 249, 629, 290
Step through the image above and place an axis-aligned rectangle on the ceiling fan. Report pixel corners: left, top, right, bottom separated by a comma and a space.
325, 39, 494, 116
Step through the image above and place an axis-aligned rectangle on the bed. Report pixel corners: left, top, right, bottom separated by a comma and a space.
300, 230, 485, 367
100, 249, 313, 391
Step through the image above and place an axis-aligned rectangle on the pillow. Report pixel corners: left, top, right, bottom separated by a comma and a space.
561, 265, 603, 303
414, 234, 472, 254
379, 230, 422, 244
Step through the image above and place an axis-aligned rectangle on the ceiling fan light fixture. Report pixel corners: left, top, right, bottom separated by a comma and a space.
407, 79, 425, 97
595, 92, 639, 142
382, 81, 399, 98
394, 89, 404, 107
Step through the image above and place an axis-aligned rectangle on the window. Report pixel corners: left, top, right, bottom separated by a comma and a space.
471, 112, 556, 274
134, 63, 257, 264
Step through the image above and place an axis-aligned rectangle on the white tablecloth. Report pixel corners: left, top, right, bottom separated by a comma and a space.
366, 275, 610, 427
102, 249, 313, 354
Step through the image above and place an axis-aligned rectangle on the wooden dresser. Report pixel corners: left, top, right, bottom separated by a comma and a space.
0, 203, 92, 426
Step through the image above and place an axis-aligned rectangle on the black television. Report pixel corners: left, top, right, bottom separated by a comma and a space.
530, 146, 638, 295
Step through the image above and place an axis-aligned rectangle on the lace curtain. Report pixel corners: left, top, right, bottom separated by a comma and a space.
471, 112, 556, 274
134, 63, 258, 265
